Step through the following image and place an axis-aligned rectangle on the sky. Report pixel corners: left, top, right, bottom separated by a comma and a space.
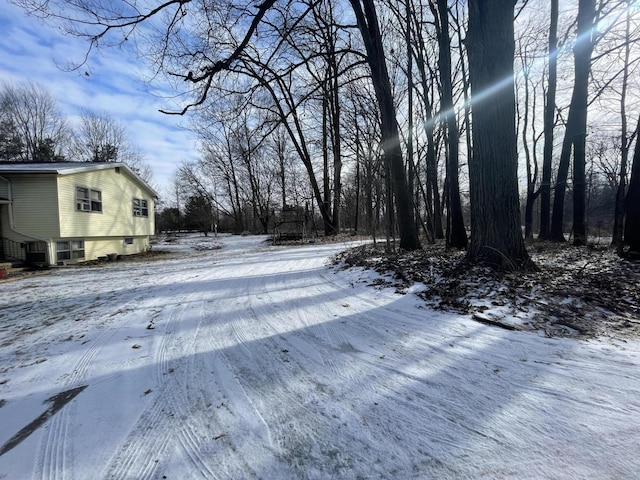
0, 1, 199, 199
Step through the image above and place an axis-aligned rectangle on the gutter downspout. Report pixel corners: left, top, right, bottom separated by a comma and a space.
1, 175, 51, 265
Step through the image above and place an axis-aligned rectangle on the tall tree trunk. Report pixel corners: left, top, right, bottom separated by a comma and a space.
435, 0, 467, 249
550, 0, 594, 244
453, 1, 474, 205
367, 152, 376, 236
349, 0, 420, 250
521, 64, 536, 239
466, 0, 535, 270
354, 131, 361, 234
518, 42, 540, 241
276, 135, 287, 211
413, 34, 444, 239
572, 0, 595, 246
327, 12, 342, 237
322, 88, 333, 236
406, 0, 416, 232
613, 0, 632, 254
330, 80, 342, 235
550, 127, 573, 241
623, 115, 640, 254
539, 0, 558, 240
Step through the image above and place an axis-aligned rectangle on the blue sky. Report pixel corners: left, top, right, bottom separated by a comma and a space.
0, 1, 199, 199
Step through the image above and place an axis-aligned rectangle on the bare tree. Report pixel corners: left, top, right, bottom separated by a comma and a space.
466, 0, 535, 270
518, 47, 538, 239
612, 0, 636, 253
624, 115, 640, 254
0, 82, 69, 162
71, 108, 153, 183
539, 0, 559, 240
550, 0, 596, 244
432, 0, 467, 249
16, 0, 421, 247
343, 79, 386, 238
348, 0, 420, 250
514, 20, 546, 240
71, 109, 129, 161
407, 0, 444, 240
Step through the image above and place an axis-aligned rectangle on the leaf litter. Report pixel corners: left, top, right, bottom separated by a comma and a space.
335, 240, 640, 339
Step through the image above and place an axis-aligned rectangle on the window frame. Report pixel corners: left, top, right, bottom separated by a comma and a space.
132, 197, 149, 217
56, 239, 85, 263
76, 185, 102, 213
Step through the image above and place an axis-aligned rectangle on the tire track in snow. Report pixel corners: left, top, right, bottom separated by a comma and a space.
229, 297, 255, 362
147, 256, 283, 478
256, 257, 386, 388
175, 420, 217, 480
36, 322, 123, 480
151, 258, 283, 479
101, 277, 254, 480
34, 283, 174, 480
177, 245, 459, 476
237, 249, 381, 392
200, 252, 383, 476
179, 258, 335, 477
238, 247, 473, 475
101, 290, 204, 480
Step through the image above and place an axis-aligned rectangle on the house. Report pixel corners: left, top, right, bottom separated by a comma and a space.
0, 162, 158, 266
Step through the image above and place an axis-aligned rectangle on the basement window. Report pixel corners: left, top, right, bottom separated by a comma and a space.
56, 240, 85, 262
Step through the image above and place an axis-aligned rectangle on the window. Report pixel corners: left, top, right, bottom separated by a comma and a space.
26, 241, 47, 264
56, 240, 85, 262
124, 237, 134, 246
133, 198, 149, 217
76, 186, 102, 212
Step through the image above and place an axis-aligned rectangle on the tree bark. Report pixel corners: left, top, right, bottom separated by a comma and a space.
520, 61, 538, 239
406, 0, 416, 234
539, 0, 558, 240
572, 0, 596, 246
466, 0, 535, 270
612, 0, 632, 254
435, 0, 467, 249
322, 89, 332, 236
550, 0, 594, 244
624, 115, 640, 254
550, 121, 573, 241
349, 0, 420, 250
413, 29, 444, 239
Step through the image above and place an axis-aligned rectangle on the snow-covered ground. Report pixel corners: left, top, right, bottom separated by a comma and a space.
1, 234, 639, 479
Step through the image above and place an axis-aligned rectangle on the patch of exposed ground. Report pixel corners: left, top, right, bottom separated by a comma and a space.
335, 241, 640, 340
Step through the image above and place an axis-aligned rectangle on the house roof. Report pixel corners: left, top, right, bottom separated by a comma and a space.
0, 162, 159, 198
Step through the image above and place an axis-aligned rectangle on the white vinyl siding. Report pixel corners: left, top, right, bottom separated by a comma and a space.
7, 175, 60, 238
58, 168, 155, 238
82, 236, 150, 259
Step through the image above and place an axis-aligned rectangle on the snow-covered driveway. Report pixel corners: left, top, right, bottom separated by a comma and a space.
1, 234, 639, 479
